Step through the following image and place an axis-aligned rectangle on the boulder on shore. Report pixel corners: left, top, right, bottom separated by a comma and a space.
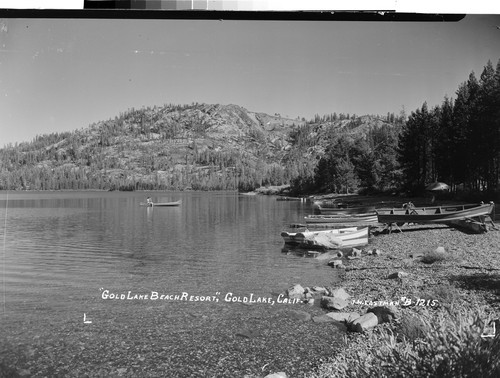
321, 296, 349, 311
286, 284, 305, 300
327, 287, 351, 301
350, 312, 378, 332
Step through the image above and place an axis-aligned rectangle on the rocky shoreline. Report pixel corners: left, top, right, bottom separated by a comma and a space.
302, 222, 500, 378
247, 219, 499, 378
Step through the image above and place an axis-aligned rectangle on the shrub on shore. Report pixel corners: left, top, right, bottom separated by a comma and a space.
421, 247, 449, 264
309, 307, 499, 378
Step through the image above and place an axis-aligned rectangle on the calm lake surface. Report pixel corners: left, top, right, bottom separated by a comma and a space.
1, 191, 342, 376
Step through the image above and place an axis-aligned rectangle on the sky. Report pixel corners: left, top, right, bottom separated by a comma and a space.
1, 13, 500, 146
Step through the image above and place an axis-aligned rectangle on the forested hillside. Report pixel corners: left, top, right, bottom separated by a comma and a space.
2, 59, 497, 197
0, 103, 400, 192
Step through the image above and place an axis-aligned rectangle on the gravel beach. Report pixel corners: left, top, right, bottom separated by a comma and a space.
305, 220, 500, 378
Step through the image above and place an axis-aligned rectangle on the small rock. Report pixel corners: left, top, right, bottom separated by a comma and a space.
265, 372, 287, 378
311, 286, 328, 294
287, 284, 305, 300
325, 312, 360, 322
347, 255, 361, 260
321, 296, 349, 310
328, 287, 351, 301
336, 251, 344, 258
328, 259, 343, 267
388, 271, 409, 279
307, 298, 315, 306
350, 312, 378, 332
373, 249, 381, 256
367, 249, 373, 255
351, 248, 362, 257
435, 246, 446, 254
337, 263, 346, 269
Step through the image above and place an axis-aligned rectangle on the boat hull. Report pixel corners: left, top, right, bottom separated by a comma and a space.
281, 226, 369, 249
305, 213, 378, 224
314, 205, 376, 215
140, 200, 182, 207
376, 203, 494, 224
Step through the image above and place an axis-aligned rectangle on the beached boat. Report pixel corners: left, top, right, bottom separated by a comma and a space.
376, 202, 494, 225
314, 205, 377, 215
305, 213, 378, 224
281, 226, 369, 249
140, 200, 182, 207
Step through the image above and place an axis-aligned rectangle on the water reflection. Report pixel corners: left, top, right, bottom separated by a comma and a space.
1, 191, 338, 315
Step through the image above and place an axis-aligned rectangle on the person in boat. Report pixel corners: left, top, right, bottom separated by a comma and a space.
402, 201, 414, 210
146, 197, 153, 207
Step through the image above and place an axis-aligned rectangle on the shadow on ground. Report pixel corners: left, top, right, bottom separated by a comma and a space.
449, 273, 500, 300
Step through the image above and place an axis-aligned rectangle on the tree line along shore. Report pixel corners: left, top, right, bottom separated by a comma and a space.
1, 58, 499, 203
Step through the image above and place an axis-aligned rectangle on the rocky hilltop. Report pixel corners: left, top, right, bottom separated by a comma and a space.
0, 103, 399, 191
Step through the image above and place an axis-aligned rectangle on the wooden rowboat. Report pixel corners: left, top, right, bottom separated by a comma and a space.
376, 202, 494, 225
281, 226, 369, 249
140, 200, 182, 207
313, 204, 376, 215
305, 213, 378, 224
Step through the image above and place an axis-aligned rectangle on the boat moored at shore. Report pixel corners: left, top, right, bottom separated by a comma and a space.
281, 226, 370, 249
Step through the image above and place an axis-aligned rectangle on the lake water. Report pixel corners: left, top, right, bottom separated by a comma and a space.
0, 191, 343, 377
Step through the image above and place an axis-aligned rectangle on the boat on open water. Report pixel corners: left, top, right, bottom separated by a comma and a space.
140, 200, 182, 207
